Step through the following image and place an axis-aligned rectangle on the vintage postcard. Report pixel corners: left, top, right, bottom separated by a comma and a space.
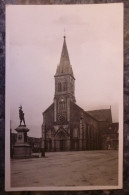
5, 3, 123, 191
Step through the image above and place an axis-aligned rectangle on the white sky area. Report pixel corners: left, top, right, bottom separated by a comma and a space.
6, 4, 123, 138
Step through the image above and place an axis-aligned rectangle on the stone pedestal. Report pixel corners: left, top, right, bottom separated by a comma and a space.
13, 125, 32, 159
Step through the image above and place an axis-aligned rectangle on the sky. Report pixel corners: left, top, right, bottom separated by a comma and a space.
6, 4, 123, 138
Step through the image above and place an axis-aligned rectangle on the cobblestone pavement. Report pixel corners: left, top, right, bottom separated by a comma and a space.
11, 150, 118, 187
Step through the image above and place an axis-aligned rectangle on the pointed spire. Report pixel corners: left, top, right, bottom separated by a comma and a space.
59, 36, 70, 65
55, 36, 74, 78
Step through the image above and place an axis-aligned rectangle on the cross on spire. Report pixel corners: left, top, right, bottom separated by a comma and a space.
64, 28, 66, 39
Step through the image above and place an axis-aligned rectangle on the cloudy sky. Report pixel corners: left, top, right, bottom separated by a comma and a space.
6, 4, 123, 138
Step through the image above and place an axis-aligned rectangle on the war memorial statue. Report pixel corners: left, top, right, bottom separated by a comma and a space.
19, 106, 26, 126
13, 106, 32, 158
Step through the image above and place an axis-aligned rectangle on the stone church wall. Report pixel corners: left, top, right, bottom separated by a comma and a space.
43, 103, 54, 129
69, 102, 101, 150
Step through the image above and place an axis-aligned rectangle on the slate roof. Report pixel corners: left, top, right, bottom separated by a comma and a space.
43, 103, 54, 114
55, 36, 74, 78
86, 109, 112, 123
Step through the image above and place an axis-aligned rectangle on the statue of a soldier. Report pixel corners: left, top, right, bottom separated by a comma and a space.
19, 106, 26, 126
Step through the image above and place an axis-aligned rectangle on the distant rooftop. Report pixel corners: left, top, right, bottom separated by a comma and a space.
86, 109, 112, 123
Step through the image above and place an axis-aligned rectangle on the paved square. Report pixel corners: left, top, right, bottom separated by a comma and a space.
11, 150, 118, 187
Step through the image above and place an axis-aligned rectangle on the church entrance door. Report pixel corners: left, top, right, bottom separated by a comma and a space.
72, 139, 79, 151
74, 140, 79, 151
55, 128, 69, 151
60, 140, 65, 151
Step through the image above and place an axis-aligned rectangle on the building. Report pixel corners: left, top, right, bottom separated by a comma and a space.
42, 36, 118, 152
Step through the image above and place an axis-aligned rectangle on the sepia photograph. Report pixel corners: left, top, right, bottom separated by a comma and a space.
5, 3, 123, 191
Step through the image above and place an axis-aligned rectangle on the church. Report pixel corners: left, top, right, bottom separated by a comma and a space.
42, 36, 118, 152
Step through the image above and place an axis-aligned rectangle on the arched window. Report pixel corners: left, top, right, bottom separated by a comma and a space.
63, 82, 67, 91
58, 82, 62, 91
59, 100, 66, 111
59, 101, 62, 111
62, 101, 65, 109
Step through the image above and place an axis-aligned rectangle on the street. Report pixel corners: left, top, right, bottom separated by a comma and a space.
11, 150, 118, 187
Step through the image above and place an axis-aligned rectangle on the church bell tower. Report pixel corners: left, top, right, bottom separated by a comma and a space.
54, 36, 75, 125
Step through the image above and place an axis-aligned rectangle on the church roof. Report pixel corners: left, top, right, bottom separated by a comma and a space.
43, 103, 54, 114
55, 36, 74, 78
86, 109, 112, 123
